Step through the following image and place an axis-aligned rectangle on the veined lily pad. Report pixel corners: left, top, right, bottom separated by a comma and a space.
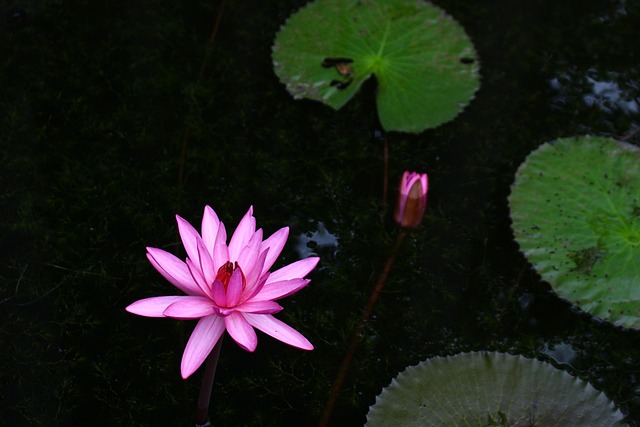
366, 352, 626, 426
272, 0, 480, 133
509, 136, 640, 330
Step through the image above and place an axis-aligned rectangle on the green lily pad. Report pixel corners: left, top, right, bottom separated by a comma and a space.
272, 0, 480, 133
366, 352, 626, 426
509, 136, 640, 330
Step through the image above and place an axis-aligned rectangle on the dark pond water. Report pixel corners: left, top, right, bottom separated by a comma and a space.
2, 0, 640, 425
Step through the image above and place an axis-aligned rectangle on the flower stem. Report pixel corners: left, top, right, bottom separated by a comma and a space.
195, 334, 224, 426
319, 230, 406, 427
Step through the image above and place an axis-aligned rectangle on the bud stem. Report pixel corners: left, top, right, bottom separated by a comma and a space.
319, 230, 406, 427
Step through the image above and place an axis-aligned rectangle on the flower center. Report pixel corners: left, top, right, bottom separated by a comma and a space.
215, 261, 246, 291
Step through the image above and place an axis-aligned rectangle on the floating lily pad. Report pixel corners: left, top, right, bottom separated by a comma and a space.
272, 0, 480, 133
509, 136, 640, 329
366, 352, 626, 426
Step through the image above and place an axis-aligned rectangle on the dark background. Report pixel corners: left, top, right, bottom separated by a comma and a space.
2, 0, 639, 425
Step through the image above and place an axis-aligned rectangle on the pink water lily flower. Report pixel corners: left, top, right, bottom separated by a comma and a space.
126, 206, 319, 379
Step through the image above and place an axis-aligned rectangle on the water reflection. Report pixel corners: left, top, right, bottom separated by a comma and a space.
550, 70, 639, 115
543, 342, 578, 367
585, 75, 639, 114
295, 221, 339, 258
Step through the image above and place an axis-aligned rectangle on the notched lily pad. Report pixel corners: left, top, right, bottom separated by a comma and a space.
509, 135, 640, 329
366, 352, 626, 426
272, 0, 480, 133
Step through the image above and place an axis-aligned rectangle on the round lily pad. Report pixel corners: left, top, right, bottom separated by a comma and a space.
366, 352, 626, 426
272, 0, 480, 133
509, 136, 640, 329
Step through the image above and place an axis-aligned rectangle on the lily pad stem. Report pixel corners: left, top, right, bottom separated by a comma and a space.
177, 0, 228, 211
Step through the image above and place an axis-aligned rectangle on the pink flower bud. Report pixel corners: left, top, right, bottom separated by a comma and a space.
394, 171, 428, 229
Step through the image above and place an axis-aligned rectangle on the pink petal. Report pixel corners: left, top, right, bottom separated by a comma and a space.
163, 296, 215, 319
212, 222, 229, 271
242, 273, 269, 301
146, 248, 200, 295
228, 207, 256, 261
225, 268, 244, 307
234, 300, 283, 314
186, 259, 214, 300
225, 311, 257, 351
181, 315, 225, 379
243, 313, 313, 350
176, 215, 203, 267
260, 227, 289, 274
196, 238, 215, 285
237, 229, 263, 283
267, 257, 320, 283
126, 296, 185, 317
254, 279, 310, 301
211, 280, 227, 307
201, 206, 220, 258
243, 250, 268, 300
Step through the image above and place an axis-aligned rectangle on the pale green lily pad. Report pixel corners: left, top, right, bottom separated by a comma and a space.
509, 136, 640, 330
366, 352, 626, 426
272, 0, 480, 133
